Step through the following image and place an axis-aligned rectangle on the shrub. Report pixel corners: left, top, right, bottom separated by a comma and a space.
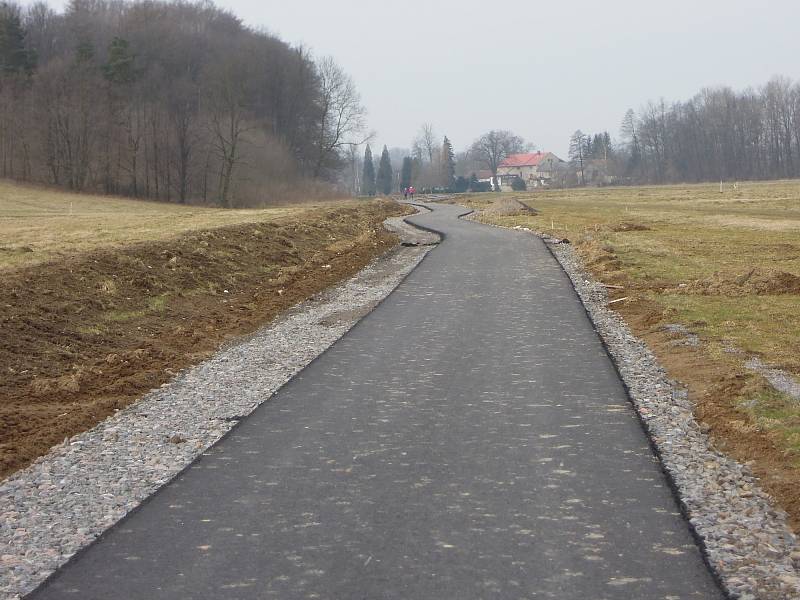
511, 178, 527, 191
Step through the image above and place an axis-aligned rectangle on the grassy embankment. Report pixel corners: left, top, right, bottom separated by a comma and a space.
464, 181, 800, 527
0, 181, 408, 477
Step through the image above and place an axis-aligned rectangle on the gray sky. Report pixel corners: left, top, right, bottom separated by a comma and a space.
28, 0, 800, 157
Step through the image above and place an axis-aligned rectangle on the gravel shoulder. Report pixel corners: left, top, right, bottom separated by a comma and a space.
0, 211, 437, 600
468, 212, 800, 600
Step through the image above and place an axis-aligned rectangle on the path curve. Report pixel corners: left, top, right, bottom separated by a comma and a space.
28, 202, 723, 599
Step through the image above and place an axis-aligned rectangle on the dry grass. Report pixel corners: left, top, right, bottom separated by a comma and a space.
0, 180, 366, 270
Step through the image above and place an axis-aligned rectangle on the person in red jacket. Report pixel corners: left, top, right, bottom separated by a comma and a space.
409, 186, 416, 200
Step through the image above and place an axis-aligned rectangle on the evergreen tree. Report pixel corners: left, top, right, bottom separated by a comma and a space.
441, 136, 455, 187
376, 145, 393, 195
619, 109, 641, 175
596, 131, 612, 160
361, 145, 376, 196
0, 4, 35, 75
400, 156, 412, 190
411, 157, 422, 187
75, 39, 95, 65
454, 175, 469, 193
584, 135, 594, 160
103, 37, 138, 85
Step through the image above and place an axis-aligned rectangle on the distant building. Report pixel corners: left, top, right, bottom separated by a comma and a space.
497, 151, 566, 189
582, 159, 617, 186
476, 170, 497, 190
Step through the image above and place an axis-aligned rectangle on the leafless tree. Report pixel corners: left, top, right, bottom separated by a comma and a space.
568, 130, 588, 186
0, 0, 371, 206
311, 56, 368, 179
202, 40, 257, 207
469, 129, 526, 182
609, 76, 800, 184
412, 123, 436, 164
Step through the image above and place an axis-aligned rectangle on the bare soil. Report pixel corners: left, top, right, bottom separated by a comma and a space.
620, 297, 800, 530
0, 200, 408, 478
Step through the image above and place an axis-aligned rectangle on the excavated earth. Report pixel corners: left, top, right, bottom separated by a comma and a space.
0, 200, 409, 479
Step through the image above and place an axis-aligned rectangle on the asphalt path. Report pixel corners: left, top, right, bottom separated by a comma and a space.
29, 203, 723, 599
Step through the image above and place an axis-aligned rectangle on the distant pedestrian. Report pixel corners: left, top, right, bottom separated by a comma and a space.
403, 187, 408, 200
409, 186, 415, 200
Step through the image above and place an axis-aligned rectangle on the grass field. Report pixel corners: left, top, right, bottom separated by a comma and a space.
463, 181, 800, 526
0, 180, 407, 478
0, 180, 363, 270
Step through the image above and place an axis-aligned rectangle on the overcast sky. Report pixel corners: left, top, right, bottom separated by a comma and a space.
26, 0, 800, 158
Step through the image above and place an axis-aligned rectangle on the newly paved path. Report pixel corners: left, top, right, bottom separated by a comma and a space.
29, 204, 723, 599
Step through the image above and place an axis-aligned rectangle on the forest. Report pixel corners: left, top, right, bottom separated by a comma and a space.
593, 78, 800, 185
0, 0, 366, 206
4, 1, 800, 203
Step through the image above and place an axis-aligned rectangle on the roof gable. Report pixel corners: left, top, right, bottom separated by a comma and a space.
499, 152, 554, 168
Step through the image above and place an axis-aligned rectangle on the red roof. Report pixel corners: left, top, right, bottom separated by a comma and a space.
499, 152, 548, 168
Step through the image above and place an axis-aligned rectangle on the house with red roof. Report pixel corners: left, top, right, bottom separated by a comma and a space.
497, 151, 566, 189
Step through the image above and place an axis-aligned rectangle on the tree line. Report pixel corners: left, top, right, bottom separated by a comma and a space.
358, 133, 457, 196
0, 0, 367, 206
571, 76, 800, 186
356, 126, 531, 196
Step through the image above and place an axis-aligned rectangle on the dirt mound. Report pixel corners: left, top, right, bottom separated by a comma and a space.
610, 221, 651, 232
481, 197, 538, 217
0, 200, 407, 478
577, 238, 623, 273
681, 268, 800, 296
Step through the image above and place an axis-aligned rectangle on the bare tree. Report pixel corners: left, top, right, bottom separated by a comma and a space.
568, 130, 588, 186
203, 41, 256, 207
312, 56, 368, 179
344, 142, 362, 196
0, 1, 377, 205
469, 129, 525, 183
412, 123, 436, 163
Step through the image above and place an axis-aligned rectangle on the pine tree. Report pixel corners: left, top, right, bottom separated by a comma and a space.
411, 157, 422, 187
361, 145, 376, 196
376, 145, 393, 195
75, 39, 95, 65
0, 4, 35, 75
441, 136, 455, 188
400, 156, 412, 190
103, 37, 138, 85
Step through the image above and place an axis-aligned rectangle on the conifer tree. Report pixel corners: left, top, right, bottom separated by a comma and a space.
0, 4, 35, 75
411, 157, 422, 187
400, 156, 413, 190
376, 145, 393, 195
441, 136, 455, 188
361, 145, 376, 196
103, 37, 138, 85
